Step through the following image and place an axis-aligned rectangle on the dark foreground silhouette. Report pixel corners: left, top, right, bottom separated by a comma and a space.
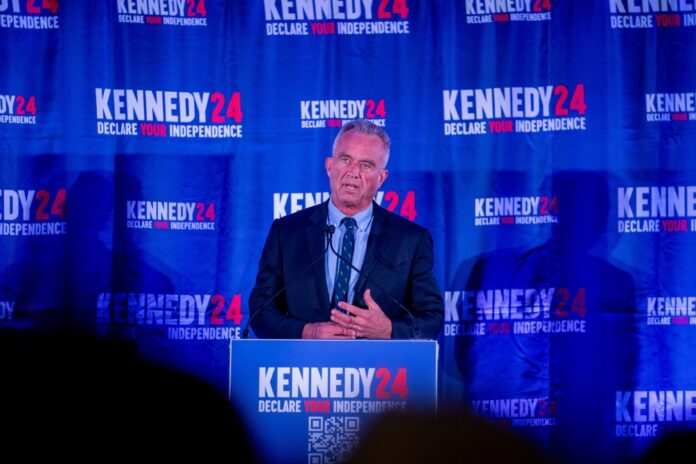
349, 408, 549, 464
0, 328, 258, 460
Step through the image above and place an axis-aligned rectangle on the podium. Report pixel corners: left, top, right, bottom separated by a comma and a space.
229, 339, 438, 463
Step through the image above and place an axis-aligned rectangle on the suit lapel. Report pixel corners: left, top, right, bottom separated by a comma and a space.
354, 203, 393, 303
306, 202, 331, 313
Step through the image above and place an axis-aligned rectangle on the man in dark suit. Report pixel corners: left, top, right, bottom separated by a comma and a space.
249, 120, 443, 339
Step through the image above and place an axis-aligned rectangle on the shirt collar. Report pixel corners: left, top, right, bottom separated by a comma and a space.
328, 198, 373, 232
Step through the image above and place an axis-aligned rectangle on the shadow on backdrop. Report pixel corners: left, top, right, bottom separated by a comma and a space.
65, 169, 177, 337
448, 171, 637, 463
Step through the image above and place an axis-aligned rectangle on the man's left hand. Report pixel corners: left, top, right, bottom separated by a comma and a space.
330, 288, 392, 339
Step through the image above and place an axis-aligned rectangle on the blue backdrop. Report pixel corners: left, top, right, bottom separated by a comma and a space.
2, 1, 696, 462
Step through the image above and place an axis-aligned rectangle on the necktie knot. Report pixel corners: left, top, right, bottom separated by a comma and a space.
341, 217, 357, 230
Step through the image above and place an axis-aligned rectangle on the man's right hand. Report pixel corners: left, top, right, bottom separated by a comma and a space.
302, 322, 356, 339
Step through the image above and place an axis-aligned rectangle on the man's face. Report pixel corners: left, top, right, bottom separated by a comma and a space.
325, 130, 389, 216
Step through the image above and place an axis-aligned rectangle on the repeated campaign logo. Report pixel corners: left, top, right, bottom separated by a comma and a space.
116, 0, 208, 26
644, 296, 696, 326
474, 195, 558, 226
301, 98, 387, 129
443, 84, 587, 136
617, 186, 696, 233
0, 94, 38, 125
96, 292, 244, 340
645, 92, 696, 122
273, 190, 417, 221
443, 287, 588, 337
465, 0, 552, 24
471, 397, 557, 427
0, 0, 59, 29
95, 87, 243, 138
264, 0, 411, 36
615, 390, 696, 438
126, 199, 216, 231
258, 365, 409, 414
0, 188, 67, 237
609, 0, 696, 29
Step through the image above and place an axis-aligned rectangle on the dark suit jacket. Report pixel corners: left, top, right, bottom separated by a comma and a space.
248, 201, 444, 339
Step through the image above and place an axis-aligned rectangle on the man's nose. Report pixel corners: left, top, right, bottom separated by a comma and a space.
347, 162, 360, 175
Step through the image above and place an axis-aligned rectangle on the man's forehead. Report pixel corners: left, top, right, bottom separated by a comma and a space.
333, 133, 386, 157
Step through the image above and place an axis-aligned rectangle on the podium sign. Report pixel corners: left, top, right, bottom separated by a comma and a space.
229, 339, 438, 463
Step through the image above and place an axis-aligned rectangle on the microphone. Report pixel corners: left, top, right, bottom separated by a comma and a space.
327, 234, 421, 340
242, 225, 335, 339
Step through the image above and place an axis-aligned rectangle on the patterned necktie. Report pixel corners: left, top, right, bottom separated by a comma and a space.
332, 217, 357, 308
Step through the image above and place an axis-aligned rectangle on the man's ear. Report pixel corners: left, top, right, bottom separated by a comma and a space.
378, 169, 389, 186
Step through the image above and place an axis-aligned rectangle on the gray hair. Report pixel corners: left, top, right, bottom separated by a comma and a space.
332, 119, 391, 166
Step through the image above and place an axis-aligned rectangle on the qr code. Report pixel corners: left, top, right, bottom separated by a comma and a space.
307, 416, 360, 464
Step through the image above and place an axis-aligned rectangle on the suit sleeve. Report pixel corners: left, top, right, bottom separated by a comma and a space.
248, 220, 307, 339
391, 229, 444, 339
